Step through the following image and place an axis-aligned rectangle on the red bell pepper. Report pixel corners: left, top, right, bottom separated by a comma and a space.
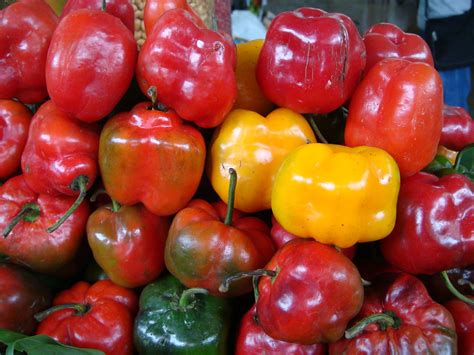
0, 0, 58, 104
46, 6, 137, 122
36, 280, 138, 355
256, 7, 365, 114
440, 105, 474, 151
254, 238, 363, 344
0, 99, 32, 179
444, 298, 474, 355
380, 172, 473, 274
87, 202, 169, 288
99, 101, 205, 216
0, 175, 89, 274
345, 58, 443, 177
363, 22, 434, 73
329, 273, 457, 354
235, 305, 326, 355
136, 8, 237, 128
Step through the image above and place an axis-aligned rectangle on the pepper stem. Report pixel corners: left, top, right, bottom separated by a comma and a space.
2, 203, 41, 237
147, 86, 168, 112
101, 0, 106, 11
34, 303, 89, 322
179, 288, 208, 309
441, 270, 474, 306
224, 168, 237, 226
47, 175, 89, 233
308, 115, 329, 144
345, 311, 400, 339
219, 269, 277, 294
111, 199, 121, 213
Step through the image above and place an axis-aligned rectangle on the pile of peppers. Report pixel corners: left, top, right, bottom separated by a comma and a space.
1, 1, 473, 354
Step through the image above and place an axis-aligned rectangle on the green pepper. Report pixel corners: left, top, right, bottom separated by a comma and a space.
133, 274, 230, 354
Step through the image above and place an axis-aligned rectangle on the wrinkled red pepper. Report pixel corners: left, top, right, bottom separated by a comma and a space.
444, 298, 474, 355
440, 105, 474, 151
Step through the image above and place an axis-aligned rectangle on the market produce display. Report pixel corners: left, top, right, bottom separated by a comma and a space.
0, 1, 473, 354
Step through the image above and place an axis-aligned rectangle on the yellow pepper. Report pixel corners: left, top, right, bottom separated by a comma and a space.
271, 143, 400, 248
207, 108, 316, 213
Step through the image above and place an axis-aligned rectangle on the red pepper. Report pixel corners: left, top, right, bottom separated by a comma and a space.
363, 22, 434, 73
36, 280, 138, 355
87, 203, 169, 288
256, 7, 365, 114
345, 58, 443, 177
136, 8, 237, 128
46, 6, 137, 122
0, 175, 89, 274
440, 105, 474, 151
329, 273, 457, 354
380, 173, 473, 274
255, 238, 363, 344
60, 0, 135, 33
99, 101, 205, 216
235, 305, 326, 355
444, 298, 474, 355
0, 99, 32, 179
0, 0, 58, 104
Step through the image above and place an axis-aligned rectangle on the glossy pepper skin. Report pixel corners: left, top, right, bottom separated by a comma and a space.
0, 263, 51, 334
0, 0, 58, 104
137, 9, 237, 128
256, 7, 365, 114
444, 298, 474, 355
0, 100, 32, 179
21, 101, 99, 197
329, 273, 457, 354
272, 143, 400, 248
345, 58, 443, 177
87, 203, 169, 288
99, 102, 205, 216
165, 199, 275, 296
363, 22, 434, 73
37, 280, 138, 355
440, 105, 474, 151
0, 175, 89, 274
134, 274, 230, 355
235, 305, 326, 355
46, 8, 137, 122
256, 239, 363, 344
208, 108, 316, 213
381, 173, 474, 274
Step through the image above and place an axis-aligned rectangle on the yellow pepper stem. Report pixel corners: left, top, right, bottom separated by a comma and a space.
224, 168, 237, 226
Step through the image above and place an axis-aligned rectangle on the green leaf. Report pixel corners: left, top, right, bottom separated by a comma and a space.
0, 329, 104, 355
423, 155, 453, 175
454, 144, 474, 181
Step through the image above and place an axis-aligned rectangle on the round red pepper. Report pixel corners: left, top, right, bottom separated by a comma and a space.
36, 280, 138, 355
440, 105, 474, 151
0, 99, 32, 179
0, 0, 58, 104
444, 298, 474, 355
256, 7, 365, 114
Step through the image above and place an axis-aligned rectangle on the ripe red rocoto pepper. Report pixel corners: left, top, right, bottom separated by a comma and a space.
381, 173, 473, 274
46, 7, 137, 122
256, 7, 365, 114
136, 9, 237, 128
345, 58, 443, 177
0, 175, 89, 274
440, 105, 474, 151
329, 273, 457, 354
255, 238, 363, 344
444, 298, 474, 355
36, 280, 138, 355
0, 0, 58, 104
363, 22, 434, 73
0, 99, 32, 179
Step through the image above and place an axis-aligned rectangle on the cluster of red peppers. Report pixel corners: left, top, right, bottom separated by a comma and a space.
1, 1, 473, 354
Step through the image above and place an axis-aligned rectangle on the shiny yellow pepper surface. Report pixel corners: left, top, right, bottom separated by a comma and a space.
271, 143, 400, 248
207, 108, 316, 213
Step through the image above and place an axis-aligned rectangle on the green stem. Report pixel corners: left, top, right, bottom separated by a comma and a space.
308, 115, 329, 144
179, 288, 208, 309
219, 269, 277, 294
345, 312, 399, 339
2, 203, 40, 237
147, 86, 168, 112
224, 168, 237, 226
47, 175, 89, 233
441, 270, 474, 306
111, 199, 121, 213
34, 303, 89, 322
101, 0, 106, 11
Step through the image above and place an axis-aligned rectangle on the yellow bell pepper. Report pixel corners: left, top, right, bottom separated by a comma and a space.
207, 108, 316, 213
271, 143, 400, 248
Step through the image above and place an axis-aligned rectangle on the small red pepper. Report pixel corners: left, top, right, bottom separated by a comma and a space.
0, 0, 58, 104
440, 105, 474, 151
36, 280, 138, 355
0, 99, 32, 179
444, 298, 474, 355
